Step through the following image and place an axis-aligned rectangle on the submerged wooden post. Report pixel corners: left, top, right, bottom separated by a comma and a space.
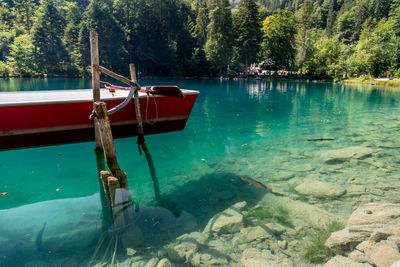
94, 102, 128, 188
90, 31, 111, 232
94, 101, 135, 229
130, 64, 161, 201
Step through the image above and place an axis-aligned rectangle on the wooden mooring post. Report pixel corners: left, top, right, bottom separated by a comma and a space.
90, 31, 105, 172
129, 64, 161, 202
90, 31, 134, 230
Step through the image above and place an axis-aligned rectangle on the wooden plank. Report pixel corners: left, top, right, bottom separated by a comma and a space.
95, 65, 140, 89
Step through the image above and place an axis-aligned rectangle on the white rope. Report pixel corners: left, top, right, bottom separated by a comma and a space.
145, 93, 158, 125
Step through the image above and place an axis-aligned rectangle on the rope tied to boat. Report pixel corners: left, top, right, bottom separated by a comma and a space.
144, 88, 159, 125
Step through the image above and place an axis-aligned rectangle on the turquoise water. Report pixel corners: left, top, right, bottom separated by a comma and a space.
1, 78, 400, 266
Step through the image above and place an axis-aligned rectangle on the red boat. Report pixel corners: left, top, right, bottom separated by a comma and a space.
0, 87, 199, 151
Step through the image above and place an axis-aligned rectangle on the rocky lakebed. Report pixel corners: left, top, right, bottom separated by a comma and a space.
114, 140, 400, 267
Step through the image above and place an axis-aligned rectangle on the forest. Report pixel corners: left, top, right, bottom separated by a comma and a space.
0, 0, 399, 78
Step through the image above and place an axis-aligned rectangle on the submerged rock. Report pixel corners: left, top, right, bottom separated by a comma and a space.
240, 248, 293, 267
324, 255, 372, 267
363, 241, 400, 267
189, 252, 228, 267
321, 146, 375, 164
325, 228, 369, 248
346, 185, 367, 197
278, 240, 288, 249
326, 203, 400, 247
348, 250, 369, 263
203, 204, 244, 234
347, 203, 400, 234
265, 223, 286, 235
126, 247, 137, 257
176, 231, 208, 245
144, 258, 159, 267
167, 242, 198, 262
260, 194, 343, 228
156, 258, 173, 267
294, 180, 346, 198
239, 226, 271, 243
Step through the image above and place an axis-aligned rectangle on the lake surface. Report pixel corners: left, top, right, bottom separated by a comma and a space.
1, 78, 400, 266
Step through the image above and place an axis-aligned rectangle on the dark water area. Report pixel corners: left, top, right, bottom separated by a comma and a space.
1, 78, 400, 266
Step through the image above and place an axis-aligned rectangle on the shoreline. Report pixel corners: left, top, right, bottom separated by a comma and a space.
342, 77, 400, 87
2, 76, 399, 88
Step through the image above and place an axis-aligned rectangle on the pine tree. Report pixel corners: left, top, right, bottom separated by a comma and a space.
296, 0, 313, 73
194, 5, 209, 47
374, 0, 391, 21
234, 0, 261, 74
13, 0, 37, 31
7, 34, 37, 76
63, 3, 82, 75
78, 0, 127, 74
326, 0, 336, 35
32, 0, 67, 74
204, 0, 233, 74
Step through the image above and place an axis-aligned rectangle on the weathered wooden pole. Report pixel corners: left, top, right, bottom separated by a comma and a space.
94, 102, 128, 188
90, 31, 105, 171
94, 102, 135, 229
90, 31, 112, 231
130, 64, 161, 202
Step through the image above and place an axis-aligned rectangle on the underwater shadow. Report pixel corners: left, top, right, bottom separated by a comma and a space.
164, 171, 267, 228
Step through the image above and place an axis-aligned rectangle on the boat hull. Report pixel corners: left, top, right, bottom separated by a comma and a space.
0, 89, 198, 151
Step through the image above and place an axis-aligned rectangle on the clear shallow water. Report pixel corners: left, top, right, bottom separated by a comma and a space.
1, 78, 400, 266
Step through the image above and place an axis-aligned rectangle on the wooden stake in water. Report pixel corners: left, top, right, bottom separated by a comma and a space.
130, 64, 161, 201
94, 102, 128, 188
90, 31, 104, 165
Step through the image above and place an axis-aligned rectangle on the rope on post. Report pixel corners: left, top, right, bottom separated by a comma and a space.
129, 64, 162, 202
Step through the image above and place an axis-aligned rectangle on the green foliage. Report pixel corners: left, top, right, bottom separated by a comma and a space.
194, 5, 209, 47
261, 9, 296, 70
79, 0, 127, 75
63, 3, 83, 75
350, 17, 398, 76
234, 0, 261, 71
205, 0, 233, 73
304, 221, 345, 263
304, 36, 344, 76
12, 0, 37, 31
247, 205, 293, 227
7, 34, 38, 76
295, 0, 313, 73
32, 0, 68, 75
336, 7, 357, 44
0, 0, 398, 78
